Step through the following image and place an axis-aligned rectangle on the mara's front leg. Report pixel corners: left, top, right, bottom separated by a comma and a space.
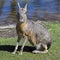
19, 36, 28, 55
12, 36, 22, 54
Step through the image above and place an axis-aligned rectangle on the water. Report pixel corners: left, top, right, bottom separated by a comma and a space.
0, 0, 60, 25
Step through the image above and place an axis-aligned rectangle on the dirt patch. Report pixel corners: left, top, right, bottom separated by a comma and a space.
0, 28, 17, 38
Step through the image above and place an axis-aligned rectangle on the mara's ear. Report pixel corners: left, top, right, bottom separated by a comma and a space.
17, 2, 22, 13
23, 4, 27, 12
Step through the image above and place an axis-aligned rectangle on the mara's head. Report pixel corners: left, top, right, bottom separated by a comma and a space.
17, 2, 27, 23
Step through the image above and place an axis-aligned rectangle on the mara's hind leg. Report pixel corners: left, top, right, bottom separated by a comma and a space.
32, 44, 48, 54
12, 36, 22, 54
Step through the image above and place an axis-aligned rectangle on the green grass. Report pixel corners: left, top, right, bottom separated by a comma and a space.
0, 22, 60, 60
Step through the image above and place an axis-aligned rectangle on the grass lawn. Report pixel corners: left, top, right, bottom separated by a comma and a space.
0, 22, 60, 60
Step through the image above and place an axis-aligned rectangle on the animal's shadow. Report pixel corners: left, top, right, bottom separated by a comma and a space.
0, 45, 36, 53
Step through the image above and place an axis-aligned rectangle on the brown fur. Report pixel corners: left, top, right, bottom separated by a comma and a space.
16, 22, 37, 45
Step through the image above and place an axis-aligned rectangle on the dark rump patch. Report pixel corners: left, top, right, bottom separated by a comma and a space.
47, 42, 51, 50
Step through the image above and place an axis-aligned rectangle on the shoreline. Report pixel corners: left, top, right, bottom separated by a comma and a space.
0, 24, 16, 29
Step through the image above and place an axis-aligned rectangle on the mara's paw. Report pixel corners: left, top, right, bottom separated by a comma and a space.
12, 52, 16, 54
32, 50, 40, 54
40, 50, 48, 53
19, 51, 23, 55
32, 50, 48, 54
